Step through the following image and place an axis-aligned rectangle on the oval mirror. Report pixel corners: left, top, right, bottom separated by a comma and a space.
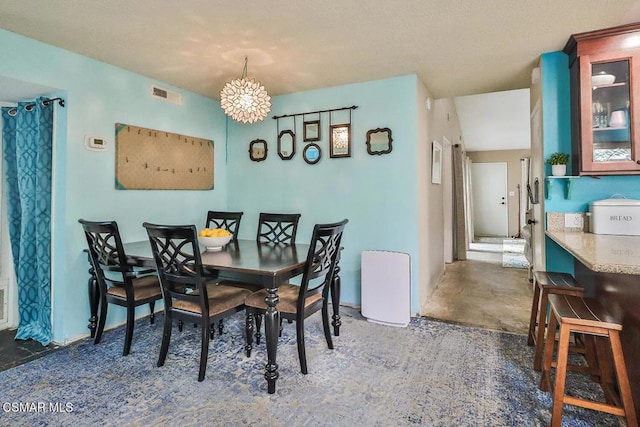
303, 143, 321, 165
278, 130, 295, 160
249, 139, 268, 162
366, 128, 393, 155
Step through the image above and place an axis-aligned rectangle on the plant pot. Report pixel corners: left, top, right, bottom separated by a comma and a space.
551, 164, 566, 177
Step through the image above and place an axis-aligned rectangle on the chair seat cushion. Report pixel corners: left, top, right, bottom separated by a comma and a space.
245, 283, 322, 314
107, 275, 162, 301
173, 284, 252, 317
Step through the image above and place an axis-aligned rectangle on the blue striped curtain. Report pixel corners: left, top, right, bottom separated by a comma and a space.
1, 97, 53, 346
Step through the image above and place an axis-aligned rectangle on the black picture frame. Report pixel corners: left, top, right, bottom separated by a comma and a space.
329, 124, 351, 158
303, 143, 321, 164
277, 130, 296, 160
365, 127, 393, 155
249, 139, 268, 162
303, 120, 321, 142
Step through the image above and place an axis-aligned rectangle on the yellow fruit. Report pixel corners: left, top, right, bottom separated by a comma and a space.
198, 227, 230, 238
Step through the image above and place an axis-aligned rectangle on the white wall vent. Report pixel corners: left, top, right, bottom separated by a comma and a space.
150, 85, 183, 105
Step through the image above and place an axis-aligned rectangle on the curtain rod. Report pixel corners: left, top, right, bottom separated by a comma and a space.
272, 105, 357, 120
6, 97, 65, 115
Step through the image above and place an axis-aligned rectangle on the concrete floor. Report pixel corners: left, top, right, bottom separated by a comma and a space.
421, 238, 532, 335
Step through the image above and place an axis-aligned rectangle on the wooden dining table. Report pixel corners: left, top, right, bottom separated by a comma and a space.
84, 238, 342, 394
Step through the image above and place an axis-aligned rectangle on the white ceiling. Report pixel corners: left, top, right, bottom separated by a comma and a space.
455, 89, 531, 152
1, 1, 639, 150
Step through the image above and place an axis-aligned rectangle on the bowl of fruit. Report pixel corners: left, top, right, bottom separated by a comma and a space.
197, 228, 232, 251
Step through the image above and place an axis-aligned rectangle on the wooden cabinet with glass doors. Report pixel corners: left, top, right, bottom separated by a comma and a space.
564, 23, 640, 175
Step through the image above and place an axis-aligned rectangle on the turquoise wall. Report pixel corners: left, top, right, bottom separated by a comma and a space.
226, 76, 421, 313
542, 51, 640, 273
1, 27, 424, 342
0, 28, 226, 343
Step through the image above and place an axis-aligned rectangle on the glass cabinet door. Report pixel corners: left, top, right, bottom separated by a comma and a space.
590, 60, 631, 164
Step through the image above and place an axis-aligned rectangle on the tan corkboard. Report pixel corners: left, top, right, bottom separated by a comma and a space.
115, 123, 214, 190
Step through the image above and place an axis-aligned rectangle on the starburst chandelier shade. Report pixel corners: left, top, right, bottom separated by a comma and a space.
220, 57, 271, 124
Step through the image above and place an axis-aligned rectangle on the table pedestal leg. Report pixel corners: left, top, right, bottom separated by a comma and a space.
264, 286, 280, 394
331, 249, 343, 336
331, 264, 342, 336
87, 265, 99, 338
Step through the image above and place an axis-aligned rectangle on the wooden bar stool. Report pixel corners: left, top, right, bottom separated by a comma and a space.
527, 271, 584, 371
540, 294, 637, 427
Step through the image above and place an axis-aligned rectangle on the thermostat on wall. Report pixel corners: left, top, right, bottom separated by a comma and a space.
85, 135, 108, 151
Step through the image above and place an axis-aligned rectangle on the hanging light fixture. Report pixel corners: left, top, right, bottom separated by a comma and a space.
220, 56, 271, 124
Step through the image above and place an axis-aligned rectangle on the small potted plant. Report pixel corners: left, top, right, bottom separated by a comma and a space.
547, 152, 569, 176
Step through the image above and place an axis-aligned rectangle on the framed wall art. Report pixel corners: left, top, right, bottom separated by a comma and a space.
303, 120, 320, 142
303, 143, 321, 164
431, 140, 442, 184
249, 139, 268, 162
365, 127, 393, 155
330, 124, 351, 158
277, 130, 295, 160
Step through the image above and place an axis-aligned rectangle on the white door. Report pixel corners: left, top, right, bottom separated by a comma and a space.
471, 162, 508, 237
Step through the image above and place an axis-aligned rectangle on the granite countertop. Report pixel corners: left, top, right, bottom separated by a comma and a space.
546, 230, 640, 275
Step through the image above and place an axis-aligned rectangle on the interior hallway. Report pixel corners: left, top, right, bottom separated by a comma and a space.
422, 238, 532, 335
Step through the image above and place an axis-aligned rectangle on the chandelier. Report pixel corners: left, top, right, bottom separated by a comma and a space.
220, 56, 271, 124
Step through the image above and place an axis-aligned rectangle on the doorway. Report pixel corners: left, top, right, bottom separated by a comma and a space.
470, 162, 508, 237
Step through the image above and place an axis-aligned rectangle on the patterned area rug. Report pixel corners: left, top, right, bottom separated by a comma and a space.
502, 238, 530, 269
0, 308, 620, 426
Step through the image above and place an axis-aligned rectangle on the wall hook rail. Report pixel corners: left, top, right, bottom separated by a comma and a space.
272, 105, 357, 120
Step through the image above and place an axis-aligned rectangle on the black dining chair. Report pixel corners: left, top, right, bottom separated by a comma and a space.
220, 214, 302, 294
143, 222, 252, 382
78, 219, 163, 356
222, 212, 302, 338
244, 219, 347, 374
205, 210, 243, 241
256, 212, 301, 244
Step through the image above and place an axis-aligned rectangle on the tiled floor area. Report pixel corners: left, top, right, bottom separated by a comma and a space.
0, 328, 60, 372
0, 237, 532, 372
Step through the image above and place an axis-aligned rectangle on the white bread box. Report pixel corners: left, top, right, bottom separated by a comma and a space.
589, 198, 640, 236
